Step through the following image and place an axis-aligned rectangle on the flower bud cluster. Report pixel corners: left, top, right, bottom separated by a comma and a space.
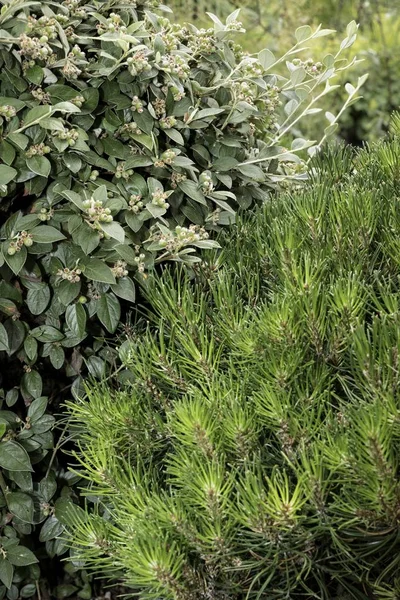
209, 207, 221, 225
199, 172, 214, 194
26, 143, 51, 158
153, 98, 166, 117
292, 58, 323, 76
115, 162, 134, 180
112, 260, 129, 278
127, 51, 152, 76
157, 224, 209, 253
38, 207, 54, 222
87, 283, 101, 300
26, 15, 58, 40
160, 54, 189, 79
241, 57, 264, 78
170, 171, 187, 189
62, 60, 82, 80
259, 85, 281, 118
159, 116, 177, 130
227, 40, 247, 62
70, 94, 85, 107
118, 122, 142, 140
231, 80, 256, 104
187, 29, 216, 54
89, 170, 99, 181
62, 0, 87, 19
151, 189, 169, 209
134, 252, 146, 273
96, 13, 127, 34
19, 33, 53, 61
128, 194, 144, 214
0, 105, 17, 121
160, 149, 176, 165
7, 231, 33, 255
169, 85, 185, 101
52, 128, 79, 146
68, 45, 86, 61
82, 198, 113, 228
31, 88, 50, 103
131, 96, 144, 113
57, 267, 81, 283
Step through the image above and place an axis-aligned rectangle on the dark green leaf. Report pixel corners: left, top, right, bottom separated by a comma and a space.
31, 226, 66, 244
21, 370, 42, 399
111, 277, 136, 302
26, 285, 51, 315
31, 326, 64, 342
83, 259, 116, 284
8, 492, 34, 523
65, 304, 86, 337
97, 293, 120, 333
26, 156, 51, 178
0, 441, 33, 472
0, 559, 13, 589
0, 165, 17, 185
7, 546, 38, 567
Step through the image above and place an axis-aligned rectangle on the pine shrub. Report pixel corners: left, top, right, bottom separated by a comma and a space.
63, 122, 400, 599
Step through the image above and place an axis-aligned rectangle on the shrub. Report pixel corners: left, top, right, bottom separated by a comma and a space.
64, 122, 400, 598
0, 1, 362, 594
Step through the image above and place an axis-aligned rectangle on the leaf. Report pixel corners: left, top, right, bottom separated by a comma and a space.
49, 346, 65, 370
39, 474, 57, 502
0, 559, 13, 589
25, 65, 44, 85
31, 226, 66, 243
295, 25, 312, 42
165, 128, 184, 145
65, 304, 86, 337
0, 323, 9, 352
0, 165, 17, 185
0, 141, 16, 166
7, 546, 38, 567
26, 285, 51, 315
83, 259, 116, 284
237, 163, 265, 180
58, 280, 81, 305
21, 370, 42, 399
99, 221, 125, 243
97, 293, 121, 333
24, 335, 38, 362
23, 105, 53, 128
4, 246, 27, 275
28, 397, 48, 422
26, 154, 52, 178
31, 326, 64, 342
0, 441, 33, 472
111, 277, 136, 302
258, 48, 275, 70
102, 137, 130, 159
4, 319, 25, 355
178, 180, 207, 205
8, 492, 34, 523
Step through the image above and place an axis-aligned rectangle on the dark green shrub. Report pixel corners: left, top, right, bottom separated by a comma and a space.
64, 125, 400, 598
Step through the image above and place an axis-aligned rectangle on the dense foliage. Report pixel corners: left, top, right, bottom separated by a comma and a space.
0, 0, 364, 596
166, 0, 400, 143
64, 125, 400, 599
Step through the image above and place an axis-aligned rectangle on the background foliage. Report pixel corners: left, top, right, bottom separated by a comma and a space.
165, 0, 400, 143
63, 120, 400, 599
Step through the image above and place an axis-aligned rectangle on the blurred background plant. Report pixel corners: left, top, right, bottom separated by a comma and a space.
165, 0, 400, 144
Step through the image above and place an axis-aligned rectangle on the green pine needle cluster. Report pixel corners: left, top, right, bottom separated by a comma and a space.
63, 120, 400, 599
